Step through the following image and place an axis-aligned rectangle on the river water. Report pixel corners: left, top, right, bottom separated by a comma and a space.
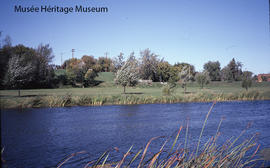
1, 100, 270, 167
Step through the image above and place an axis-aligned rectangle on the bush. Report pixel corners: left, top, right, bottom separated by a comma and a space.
162, 85, 171, 95
195, 71, 210, 88
162, 84, 175, 96
84, 69, 98, 87
242, 79, 252, 91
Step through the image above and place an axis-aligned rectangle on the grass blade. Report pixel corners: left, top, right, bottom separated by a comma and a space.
196, 101, 216, 157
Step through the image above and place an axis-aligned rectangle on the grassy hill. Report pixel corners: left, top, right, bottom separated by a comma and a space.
95, 72, 115, 86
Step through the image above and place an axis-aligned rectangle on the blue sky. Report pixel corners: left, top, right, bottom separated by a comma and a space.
0, 0, 269, 74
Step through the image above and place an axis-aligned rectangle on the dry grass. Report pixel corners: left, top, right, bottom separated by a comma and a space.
0, 89, 268, 109
1, 81, 270, 109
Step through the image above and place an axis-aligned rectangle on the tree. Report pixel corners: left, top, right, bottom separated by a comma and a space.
97, 57, 113, 72
113, 52, 125, 72
62, 56, 100, 87
81, 55, 96, 69
4, 45, 37, 88
1, 42, 56, 89
174, 63, 195, 78
66, 69, 77, 85
222, 58, 242, 81
5, 54, 34, 96
161, 70, 179, 96
65, 58, 85, 85
139, 48, 159, 81
203, 61, 221, 81
35, 44, 55, 88
221, 66, 232, 81
84, 69, 98, 86
167, 66, 180, 90
115, 52, 139, 94
195, 71, 210, 89
241, 71, 253, 91
54, 69, 68, 88
156, 61, 172, 82
0, 40, 12, 87
178, 65, 194, 93
3, 35, 12, 48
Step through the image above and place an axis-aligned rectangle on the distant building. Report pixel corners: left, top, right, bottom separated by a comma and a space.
257, 74, 270, 82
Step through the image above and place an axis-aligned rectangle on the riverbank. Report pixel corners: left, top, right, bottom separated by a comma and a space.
1, 82, 270, 109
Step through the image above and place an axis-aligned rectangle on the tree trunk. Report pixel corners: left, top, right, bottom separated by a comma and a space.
123, 86, 126, 94
18, 89, 21, 97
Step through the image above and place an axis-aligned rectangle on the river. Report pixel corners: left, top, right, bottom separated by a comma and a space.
1, 100, 270, 167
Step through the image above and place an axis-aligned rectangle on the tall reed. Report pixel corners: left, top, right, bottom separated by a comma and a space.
56, 102, 264, 168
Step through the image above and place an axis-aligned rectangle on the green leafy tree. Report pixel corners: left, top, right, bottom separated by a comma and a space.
65, 58, 85, 85
54, 69, 68, 88
66, 69, 77, 85
241, 71, 253, 91
156, 61, 179, 84
203, 61, 221, 81
222, 58, 242, 81
156, 61, 179, 95
221, 66, 232, 81
35, 44, 55, 88
84, 69, 98, 86
168, 67, 180, 89
115, 52, 139, 94
139, 48, 159, 81
195, 71, 210, 89
156, 61, 172, 82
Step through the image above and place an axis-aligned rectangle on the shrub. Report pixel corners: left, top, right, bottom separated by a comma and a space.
162, 85, 171, 95
195, 71, 210, 88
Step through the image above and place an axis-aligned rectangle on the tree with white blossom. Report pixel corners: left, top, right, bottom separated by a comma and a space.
115, 52, 139, 94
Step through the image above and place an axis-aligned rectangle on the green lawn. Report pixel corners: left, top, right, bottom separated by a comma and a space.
1, 81, 269, 98
1, 72, 270, 108
95, 72, 115, 82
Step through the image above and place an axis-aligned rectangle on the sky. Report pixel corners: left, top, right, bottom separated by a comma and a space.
0, 0, 269, 74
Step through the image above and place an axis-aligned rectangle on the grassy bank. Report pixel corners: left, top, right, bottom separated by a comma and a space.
1, 81, 270, 109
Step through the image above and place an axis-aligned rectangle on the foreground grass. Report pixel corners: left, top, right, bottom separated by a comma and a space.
0, 82, 270, 109
54, 102, 267, 168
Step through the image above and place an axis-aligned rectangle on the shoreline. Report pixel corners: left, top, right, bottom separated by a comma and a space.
1, 91, 268, 109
